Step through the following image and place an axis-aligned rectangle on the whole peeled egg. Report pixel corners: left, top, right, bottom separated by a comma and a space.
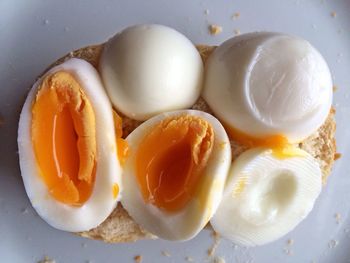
18, 58, 124, 232
203, 32, 333, 145
100, 24, 204, 121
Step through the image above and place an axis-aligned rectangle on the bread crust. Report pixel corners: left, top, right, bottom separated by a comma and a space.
48, 44, 336, 243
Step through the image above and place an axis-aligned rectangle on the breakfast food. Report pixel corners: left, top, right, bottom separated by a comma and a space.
100, 24, 204, 121
203, 32, 333, 144
122, 110, 231, 241
18, 58, 123, 232
17, 25, 336, 245
210, 147, 322, 246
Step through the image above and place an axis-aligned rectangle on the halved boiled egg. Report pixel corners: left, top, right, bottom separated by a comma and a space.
121, 110, 231, 241
18, 58, 123, 232
210, 147, 322, 246
203, 32, 333, 146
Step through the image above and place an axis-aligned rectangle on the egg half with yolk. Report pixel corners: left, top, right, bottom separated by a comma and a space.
18, 58, 123, 232
121, 110, 231, 241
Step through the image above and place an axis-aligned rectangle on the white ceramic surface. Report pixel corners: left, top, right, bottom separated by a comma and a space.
1, 0, 349, 262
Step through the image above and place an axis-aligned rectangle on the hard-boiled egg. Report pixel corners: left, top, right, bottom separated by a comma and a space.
121, 110, 231, 241
210, 147, 322, 246
100, 24, 204, 121
18, 58, 124, 232
203, 32, 332, 145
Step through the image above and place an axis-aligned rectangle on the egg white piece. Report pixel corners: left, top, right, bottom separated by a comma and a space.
210, 148, 322, 246
203, 32, 333, 142
18, 58, 122, 232
100, 24, 204, 121
121, 110, 231, 241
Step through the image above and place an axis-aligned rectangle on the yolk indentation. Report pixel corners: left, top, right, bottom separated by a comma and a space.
112, 111, 129, 165
223, 122, 288, 149
31, 71, 96, 206
136, 115, 214, 212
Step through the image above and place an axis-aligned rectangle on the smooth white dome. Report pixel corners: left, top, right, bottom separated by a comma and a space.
100, 24, 204, 121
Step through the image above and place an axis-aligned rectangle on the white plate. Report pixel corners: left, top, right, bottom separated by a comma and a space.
1, 0, 349, 262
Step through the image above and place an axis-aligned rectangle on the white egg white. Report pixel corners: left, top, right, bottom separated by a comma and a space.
100, 24, 204, 121
121, 110, 231, 241
203, 32, 333, 142
17, 58, 122, 232
210, 148, 322, 246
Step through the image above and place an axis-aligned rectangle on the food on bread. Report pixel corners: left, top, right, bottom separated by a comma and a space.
121, 110, 231, 241
81, 43, 335, 244
210, 147, 322, 246
17, 25, 337, 245
203, 32, 333, 144
100, 24, 204, 121
18, 58, 123, 232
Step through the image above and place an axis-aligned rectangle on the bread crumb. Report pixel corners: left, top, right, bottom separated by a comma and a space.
214, 256, 226, 263
232, 12, 241, 20
234, 29, 241, 35
21, 207, 29, 214
134, 255, 142, 263
333, 85, 338, 92
334, 212, 342, 224
205, 9, 210, 15
208, 231, 221, 257
162, 250, 171, 257
209, 25, 223, 35
287, 239, 294, 245
283, 248, 293, 256
328, 239, 339, 248
334, 153, 341, 160
38, 256, 55, 263
185, 256, 194, 262
331, 11, 337, 18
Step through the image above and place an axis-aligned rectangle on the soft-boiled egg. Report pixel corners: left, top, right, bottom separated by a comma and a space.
100, 24, 204, 121
18, 58, 124, 232
210, 147, 322, 246
203, 32, 333, 146
121, 110, 231, 241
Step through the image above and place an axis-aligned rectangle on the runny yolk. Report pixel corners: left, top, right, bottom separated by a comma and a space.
136, 115, 214, 212
223, 122, 288, 149
31, 71, 96, 206
112, 110, 129, 165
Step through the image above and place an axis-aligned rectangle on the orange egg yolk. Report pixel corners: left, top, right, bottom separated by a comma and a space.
223, 123, 288, 149
136, 115, 214, 212
113, 111, 129, 165
31, 71, 96, 206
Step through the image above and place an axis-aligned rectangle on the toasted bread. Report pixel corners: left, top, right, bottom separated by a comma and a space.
46, 44, 336, 243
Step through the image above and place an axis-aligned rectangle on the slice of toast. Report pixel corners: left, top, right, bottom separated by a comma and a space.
46, 44, 336, 243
